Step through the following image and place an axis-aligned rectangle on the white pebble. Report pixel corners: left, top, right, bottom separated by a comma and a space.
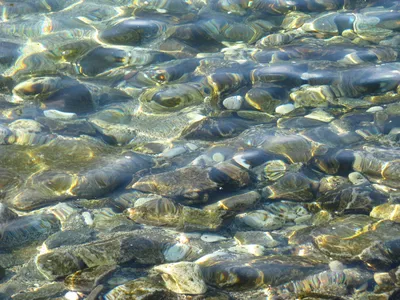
348, 172, 368, 186
44, 109, 77, 120
212, 153, 225, 162
366, 106, 383, 113
389, 127, 400, 135
185, 143, 198, 151
223, 96, 243, 110
65, 291, 80, 300
228, 244, 265, 256
329, 260, 345, 272
201, 234, 227, 243
134, 196, 161, 207
160, 146, 186, 158
275, 104, 295, 115
305, 110, 335, 122
82, 211, 93, 226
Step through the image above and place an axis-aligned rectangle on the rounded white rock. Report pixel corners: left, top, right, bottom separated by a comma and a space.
348, 172, 369, 186
200, 234, 227, 243
212, 153, 225, 162
44, 109, 78, 120
366, 106, 383, 113
65, 291, 81, 300
223, 96, 243, 110
275, 103, 295, 115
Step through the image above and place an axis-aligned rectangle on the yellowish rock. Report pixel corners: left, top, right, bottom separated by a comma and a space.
370, 204, 400, 222
154, 262, 207, 294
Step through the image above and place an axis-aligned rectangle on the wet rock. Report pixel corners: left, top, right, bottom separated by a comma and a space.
235, 210, 285, 230
43, 109, 78, 120
10, 152, 153, 211
319, 176, 351, 193
203, 191, 260, 214
198, 252, 326, 290
104, 276, 174, 300
201, 234, 227, 243
227, 244, 266, 256
154, 262, 207, 294
263, 173, 315, 202
314, 220, 400, 262
371, 204, 400, 222
264, 201, 311, 224
11, 282, 66, 300
275, 103, 295, 115
0, 203, 18, 224
359, 238, 400, 270
127, 198, 225, 232
290, 85, 334, 108
132, 166, 219, 203
269, 268, 372, 298
43, 229, 94, 250
317, 186, 385, 214
0, 214, 60, 250
64, 265, 116, 292
181, 117, 249, 141
208, 160, 251, 189
234, 231, 279, 248
260, 135, 318, 164
223, 96, 243, 110
91, 208, 139, 233
35, 230, 173, 280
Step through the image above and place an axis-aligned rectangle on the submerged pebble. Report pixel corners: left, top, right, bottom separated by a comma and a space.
0, 0, 399, 299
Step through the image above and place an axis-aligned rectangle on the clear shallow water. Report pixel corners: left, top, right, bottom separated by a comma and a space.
0, 0, 400, 299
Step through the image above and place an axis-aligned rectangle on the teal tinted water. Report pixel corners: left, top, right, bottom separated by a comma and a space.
0, 0, 400, 299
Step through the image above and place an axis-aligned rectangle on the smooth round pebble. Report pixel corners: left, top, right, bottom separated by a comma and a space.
223, 96, 243, 110
44, 109, 78, 120
366, 106, 383, 113
201, 234, 227, 243
275, 104, 295, 115
212, 153, 225, 162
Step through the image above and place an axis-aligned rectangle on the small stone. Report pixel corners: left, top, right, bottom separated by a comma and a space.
236, 210, 285, 230
294, 214, 312, 224
134, 195, 162, 207
8, 119, 43, 132
388, 127, 400, 136
204, 191, 260, 212
275, 103, 295, 115
234, 231, 279, 248
44, 229, 93, 250
304, 110, 335, 122
154, 262, 207, 294
163, 243, 191, 262
223, 96, 243, 110
348, 172, 369, 185
329, 260, 345, 272
64, 265, 116, 292
185, 143, 198, 151
82, 212, 93, 226
370, 204, 400, 222
228, 244, 266, 256
104, 277, 171, 299
65, 291, 81, 300
366, 106, 384, 113
290, 85, 333, 108
200, 234, 227, 243
44, 109, 78, 120
312, 210, 332, 226
374, 272, 392, 286
160, 146, 187, 158
0, 203, 18, 224
212, 152, 225, 162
